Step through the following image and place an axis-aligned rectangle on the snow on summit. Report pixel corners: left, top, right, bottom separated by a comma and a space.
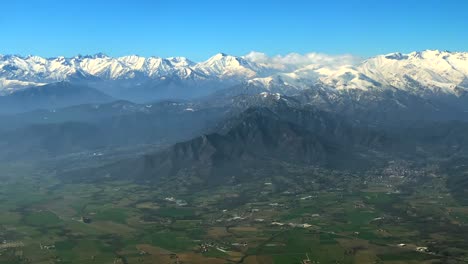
194, 53, 262, 79
0, 50, 467, 95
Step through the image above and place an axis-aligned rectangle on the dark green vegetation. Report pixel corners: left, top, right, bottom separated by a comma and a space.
0, 90, 468, 263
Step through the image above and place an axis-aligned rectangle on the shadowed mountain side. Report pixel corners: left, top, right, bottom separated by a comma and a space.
0, 103, 228, 160
0, 82, 114, 113
293, 87, 468, 124
63, 108, 388, 186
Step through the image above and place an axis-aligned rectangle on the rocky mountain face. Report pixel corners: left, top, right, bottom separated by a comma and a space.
63, 106, 383, 184
62, 101, 468, 187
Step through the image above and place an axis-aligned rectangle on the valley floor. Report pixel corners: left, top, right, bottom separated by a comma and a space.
0, 162, 467, 264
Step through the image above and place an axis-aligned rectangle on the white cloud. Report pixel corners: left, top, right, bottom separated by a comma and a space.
243, 51, 362, 70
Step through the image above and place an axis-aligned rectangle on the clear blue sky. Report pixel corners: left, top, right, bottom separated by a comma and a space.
1, 0, 467, 61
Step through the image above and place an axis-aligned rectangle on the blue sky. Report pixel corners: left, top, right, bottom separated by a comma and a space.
1, 0, 467, 61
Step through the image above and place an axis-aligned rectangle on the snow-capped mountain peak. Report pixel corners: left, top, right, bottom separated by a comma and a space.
0, 50, 466, 97
194, 53, 262, 79
353, 50, 468, 93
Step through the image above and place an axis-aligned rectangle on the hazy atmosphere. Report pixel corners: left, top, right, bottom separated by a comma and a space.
0, 1, 467, 264
2, 0, 467, 59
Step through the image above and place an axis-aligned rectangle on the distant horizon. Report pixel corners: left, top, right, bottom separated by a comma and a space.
1, 49, 466, 63
2, 0, 467, 61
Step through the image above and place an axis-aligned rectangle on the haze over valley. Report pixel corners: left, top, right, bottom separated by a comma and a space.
1, 0, 468, 263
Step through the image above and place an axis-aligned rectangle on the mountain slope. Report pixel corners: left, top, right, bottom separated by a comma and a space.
0, 82, 113, 113
65, 106, 388, 185
1, 50, 467, 107
194, 53, 266, 79
1, 50, 465, 96
249, 50, 468, 95
0, 100, 229, 160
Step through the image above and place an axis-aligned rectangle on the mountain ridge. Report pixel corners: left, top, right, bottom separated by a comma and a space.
1, 50, 467, 98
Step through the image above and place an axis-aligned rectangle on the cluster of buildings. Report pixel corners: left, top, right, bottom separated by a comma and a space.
270, 222, 313, 228
197, 242, 229, 254
39, 243, 55, 250
164, 197, 188, 206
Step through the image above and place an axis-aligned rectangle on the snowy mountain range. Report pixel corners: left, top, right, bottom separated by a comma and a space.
248, 50, 468, 95
0, 50, 467, 98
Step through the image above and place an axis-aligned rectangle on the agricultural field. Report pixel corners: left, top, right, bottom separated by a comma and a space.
0, 162, 468, 264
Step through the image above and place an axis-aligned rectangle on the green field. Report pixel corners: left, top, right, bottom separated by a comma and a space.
1, 163, 468, 264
